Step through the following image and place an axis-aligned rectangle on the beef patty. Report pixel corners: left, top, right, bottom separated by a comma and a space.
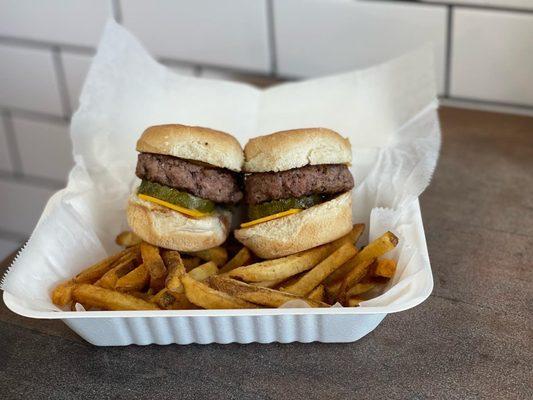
136, 153, 243, 204
245, 164, 354, 205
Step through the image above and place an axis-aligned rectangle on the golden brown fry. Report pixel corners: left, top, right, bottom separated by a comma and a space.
188, 261, 218, 282
347, 296, 364, 307
252, 278, 286, 288
337, 223, 365, 247
326, 231, 397, 284
186, 246, 228, 267
337, 259, 375, 303
151, 288, 178, 309
162, 251, 186, 293
210, 276, 328, 308
182, 257, 201, 271
281, 242, 357, 296
167, 291, 198, 309
51, 280, 76, 307
115, 264, 150, 292
115, 231, 142, 247
128, 290, 153, 302
72, 284, 160, 311
373, 258, 397, 278
73, 246, 138, 284
307, 284, 325, 303
219, 247, 252, 274
140, 242, 167, 291
181, 274, 255, 309
94, 258, 136, 289
345, 283, 376, 297
325, 280, 342, 303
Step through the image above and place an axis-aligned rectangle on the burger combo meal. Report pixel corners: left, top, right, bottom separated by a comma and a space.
50, 124, 399, 311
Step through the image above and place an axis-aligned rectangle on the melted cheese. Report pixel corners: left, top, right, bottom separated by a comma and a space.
240, 209, 302, 228
138, 194, 208, 218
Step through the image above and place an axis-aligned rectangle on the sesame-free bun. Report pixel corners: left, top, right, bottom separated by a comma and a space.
244, 128, 351, 173
234, 191, 352, 259
127, 194, 231, 251
136, 124, 244, 172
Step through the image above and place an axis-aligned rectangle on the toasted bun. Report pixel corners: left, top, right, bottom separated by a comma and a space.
127, 195, 231, 251
234, 191, 352, 259
136, 124, 244, 171
244, 128, 351, 173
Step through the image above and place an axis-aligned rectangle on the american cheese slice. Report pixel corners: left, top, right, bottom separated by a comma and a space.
240, 209, 302, 228
138, 194, 209, 218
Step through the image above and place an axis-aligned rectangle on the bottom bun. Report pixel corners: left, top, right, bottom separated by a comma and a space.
234, 191, 353, 259
127, 194, 231, 251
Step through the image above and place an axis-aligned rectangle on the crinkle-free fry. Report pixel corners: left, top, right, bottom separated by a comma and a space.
51, 280, 76, 307
188, 261, 218, 282
307, 285, 325, 303
186, 246, 228, 267
72, 284, 160, 311
182, 257, 201, 271
181, 275, 255, 309
281, 242, 357, 296
140, 242, 167, 291
337, 259, 375, 304
373, 259, 397, 278
162, 251, 186, 292
219, 247, 251, 274
210, 276, 328, 308
115, 264, 149, 292
115, 231, 142, 247
95, 258, 136, 289
74, 246, 138, 284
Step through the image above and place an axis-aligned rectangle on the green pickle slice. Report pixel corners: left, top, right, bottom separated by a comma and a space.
248, 194, 326, 220
138, 180, 215, 213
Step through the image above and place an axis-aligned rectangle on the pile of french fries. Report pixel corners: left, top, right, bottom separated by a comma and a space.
51, 224, 399, 311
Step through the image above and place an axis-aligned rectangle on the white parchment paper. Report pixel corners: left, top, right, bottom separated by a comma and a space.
2, 20, 440, 311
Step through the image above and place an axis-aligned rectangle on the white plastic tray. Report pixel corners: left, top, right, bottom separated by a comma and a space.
3, 190, 433, 346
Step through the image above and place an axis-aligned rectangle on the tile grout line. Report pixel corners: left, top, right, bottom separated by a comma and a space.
0, 35, 94, 55
1, 110, 24, 177
111, 0, 123, 23
51, 46, 72, 119
0, 106, 67, 125
266, 0, 278, 76
444, 6, 454, 97
0, 170, 65, 191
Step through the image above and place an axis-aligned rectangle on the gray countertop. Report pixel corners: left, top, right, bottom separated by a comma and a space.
1, 107, 532, 399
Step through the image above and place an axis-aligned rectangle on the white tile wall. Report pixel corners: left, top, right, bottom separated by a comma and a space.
0, 0, 111, 47
423, 0, 533, 11
121, 0, 271, 73
451, 9, 533, 106
0, 237, 21, 260
12, 117, 73, 182
274, 0, 448, 93
62, 53, 94, 112
0, 45, 64, 115
0, 115, 13, 172
0, 180, 55, 235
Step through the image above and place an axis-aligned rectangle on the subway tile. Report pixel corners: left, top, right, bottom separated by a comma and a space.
0, 237, 22, 260
274, 0, 447, 93
0, 45, 63, 115
62, 52, 94, 112
0, 114, 13, 172
12, 117, 73, 182
121, 0, 271, 73
450, 9, 533, 106
199, 68, 280, 88
422, 0, 533, 11
0, 179, 55, 235
0, 0, 111, 47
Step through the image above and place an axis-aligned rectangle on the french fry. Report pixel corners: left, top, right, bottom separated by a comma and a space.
115, 264, 149, 292
94, 258, 136, 289
140, 242, 167, 291
167, 292, 198, 309
337, 259, 375, 304
115, 231, 142, 247
345, 283, 376, 297
347, 296, 364, 307
281, 242, 357, 296
339, 223, 365, 246
188, 261, 218, 282
72, 284, 160, 310
252, 278, 286, 288
307, 285, 325, 303
229, 244, 333, 282
182, 257, 201, 271
186, 246, 228, 267
181, 275, 255, 309
73, 246, 138, 283
373, 258, 397, 278
325, 280, 343, 303
219, 247, 252, 274
162, 251, 186, 293
325, 231, 398, 284
51, 280, 76, 307
210, 276, 328, 308
128, 290, 153, 302
151, 288, 178, 309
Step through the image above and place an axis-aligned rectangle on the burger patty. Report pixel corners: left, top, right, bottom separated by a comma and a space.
245, 164, 354, 205
136, 153, 243, 204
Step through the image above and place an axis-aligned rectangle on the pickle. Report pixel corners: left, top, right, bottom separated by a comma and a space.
138, 180, 215, 213
247, 194, 326, 220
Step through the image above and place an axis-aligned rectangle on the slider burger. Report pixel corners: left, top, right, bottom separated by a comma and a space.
235, 128, 354, 259
127, 124, 243, 251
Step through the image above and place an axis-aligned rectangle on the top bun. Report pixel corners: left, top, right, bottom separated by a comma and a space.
137, 124, 244, 172
244, 128, 351, 173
